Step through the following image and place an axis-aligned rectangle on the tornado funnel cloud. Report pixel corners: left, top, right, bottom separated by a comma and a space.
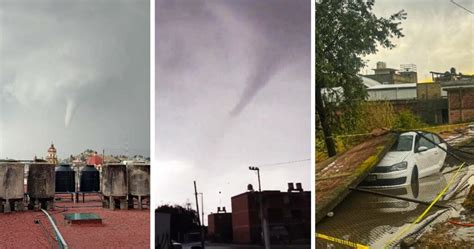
64, 98, 78, 128
229, 54, 279, 117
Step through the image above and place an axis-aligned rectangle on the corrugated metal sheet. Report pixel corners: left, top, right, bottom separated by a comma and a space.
367, 83, 417, 101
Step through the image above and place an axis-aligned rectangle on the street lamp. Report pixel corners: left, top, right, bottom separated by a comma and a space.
248, 166, 269, 249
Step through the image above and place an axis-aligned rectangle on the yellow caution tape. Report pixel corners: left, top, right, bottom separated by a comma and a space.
384, 162, 467, 248
316, 233, 370, 249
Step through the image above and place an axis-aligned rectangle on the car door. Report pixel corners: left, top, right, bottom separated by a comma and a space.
414, 133, 437, 178
424, 133, 441, 176
431, 133, 447, 170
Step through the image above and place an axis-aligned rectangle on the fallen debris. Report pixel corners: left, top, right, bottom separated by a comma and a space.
316, 133, 397, 223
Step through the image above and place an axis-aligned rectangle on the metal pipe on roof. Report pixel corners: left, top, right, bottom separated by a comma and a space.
41, 209, 68, 249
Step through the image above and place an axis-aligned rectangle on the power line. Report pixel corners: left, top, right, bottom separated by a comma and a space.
450, 0, 474, 14
254, 158, 311, 167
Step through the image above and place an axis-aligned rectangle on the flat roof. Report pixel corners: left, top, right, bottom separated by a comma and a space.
440, 79, 474, 90
367, 83, 417, 90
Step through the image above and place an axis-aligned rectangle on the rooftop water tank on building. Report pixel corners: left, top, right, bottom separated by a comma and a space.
27, 163, 55, 199
376, 61, 387, 69
127, 164, 150, 197
101, 164, 127, 197
55, 164, 75, 193
0, 161, 24, 200
80, 165, 100, 192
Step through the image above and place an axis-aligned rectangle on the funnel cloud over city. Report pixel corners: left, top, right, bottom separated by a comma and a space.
156, 0, 311, 222
0, 0, 150, 159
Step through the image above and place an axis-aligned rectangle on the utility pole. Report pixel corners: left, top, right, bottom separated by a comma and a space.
194, 181, 205, 249
249, 166, 270, 249
198, 192, 205, 227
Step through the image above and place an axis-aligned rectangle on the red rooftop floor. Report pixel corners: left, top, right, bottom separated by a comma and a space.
0, 194, 149, 248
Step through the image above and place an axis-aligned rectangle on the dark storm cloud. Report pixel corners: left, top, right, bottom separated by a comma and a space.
0, 0, 150, 159
156, 0, 311, 221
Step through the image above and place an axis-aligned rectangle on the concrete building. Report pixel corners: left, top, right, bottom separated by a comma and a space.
231, 183, 310, 245
364, 62, 418, 85
417, 82, 444, 100
207, 207, 233, 242
362, 76, 448, 125
366, 83, 417, 101
441, 78, 474, 123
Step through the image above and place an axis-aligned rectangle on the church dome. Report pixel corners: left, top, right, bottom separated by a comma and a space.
48, 143, 57, 153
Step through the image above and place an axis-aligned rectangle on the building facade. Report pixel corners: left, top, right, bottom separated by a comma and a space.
207, 207, 233, 242
441, 79, 474, 123
364, 62, 417, 85
231, 183, 310, 245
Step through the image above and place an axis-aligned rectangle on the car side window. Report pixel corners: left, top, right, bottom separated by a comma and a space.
425, 133, 436, 149
417, 133, 435, 150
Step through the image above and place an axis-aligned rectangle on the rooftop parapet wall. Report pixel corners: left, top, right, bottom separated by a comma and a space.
316, 132, 397, 224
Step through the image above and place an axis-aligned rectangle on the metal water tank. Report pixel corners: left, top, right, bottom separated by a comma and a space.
128, 164, 150, 197
55, 164, 75, 192
101, 164, 127, 197
27, 163, 55, 199
80, 165, 100, 192
0, 161, 24, 200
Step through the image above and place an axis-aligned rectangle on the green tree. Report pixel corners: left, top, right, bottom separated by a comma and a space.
156, 205, 200, 242
316, 0, 406, 156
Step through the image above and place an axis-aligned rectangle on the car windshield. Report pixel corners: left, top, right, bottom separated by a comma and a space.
390, 135, 413, 152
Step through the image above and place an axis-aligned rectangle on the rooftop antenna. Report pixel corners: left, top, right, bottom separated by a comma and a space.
218, 191, 222, 207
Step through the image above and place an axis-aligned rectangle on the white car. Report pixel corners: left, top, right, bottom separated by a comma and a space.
361, 131, 447, 187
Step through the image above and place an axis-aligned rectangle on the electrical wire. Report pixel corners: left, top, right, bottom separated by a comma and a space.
254, 158, 311, 167
450, 0, 474, 14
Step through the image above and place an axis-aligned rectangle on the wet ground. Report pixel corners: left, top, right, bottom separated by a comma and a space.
182, 242, 310, 249
316, 134, 474, 248
316, 173, 450, 248
0, 194, 150, 248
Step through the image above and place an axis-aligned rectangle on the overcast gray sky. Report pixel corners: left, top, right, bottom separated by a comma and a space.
155, 0, 311, 223
363, 0, 473, 81
0, 0, 150, 160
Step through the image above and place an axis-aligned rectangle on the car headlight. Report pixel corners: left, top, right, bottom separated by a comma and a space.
387, 161, 408, 172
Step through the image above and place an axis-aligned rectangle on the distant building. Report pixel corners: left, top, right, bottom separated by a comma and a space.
231, 183, 310, 245
46, 143, 58, 165
87, 152, 103, 167
362, 73, 449, 125
363, 62, 418, 85
441, 78, 474, 123
366, 83, 417, 101
417, 82, 444, 100
208, 207, 233, 243
323, 65, 474, 125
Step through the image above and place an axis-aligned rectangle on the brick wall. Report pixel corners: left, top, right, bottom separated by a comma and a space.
447, 88, 474, 123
